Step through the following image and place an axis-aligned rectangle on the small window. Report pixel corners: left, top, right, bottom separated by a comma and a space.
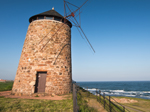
54, 17, 61, 21
38, 16, 44, 20
46, 16, 53, 20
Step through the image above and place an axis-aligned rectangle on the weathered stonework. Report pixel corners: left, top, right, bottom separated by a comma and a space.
12, 19, 72, 96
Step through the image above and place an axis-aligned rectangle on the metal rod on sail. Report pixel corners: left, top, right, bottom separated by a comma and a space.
65, 1, 79, 8
73, 0, 88, 14
79, 27, 95, 53
64, 0, 66, 17
69, 8, 95, 53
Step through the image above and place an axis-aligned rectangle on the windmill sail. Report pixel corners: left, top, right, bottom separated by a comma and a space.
64, 0, 95, 53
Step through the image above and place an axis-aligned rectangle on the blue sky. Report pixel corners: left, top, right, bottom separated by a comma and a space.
0, 0, 150, 81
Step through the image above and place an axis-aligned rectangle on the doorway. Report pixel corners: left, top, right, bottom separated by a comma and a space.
35, 72, 47, 93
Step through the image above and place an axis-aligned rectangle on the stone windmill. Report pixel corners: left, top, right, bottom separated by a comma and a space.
12, 8, 73, 96
12, 0, 94, 96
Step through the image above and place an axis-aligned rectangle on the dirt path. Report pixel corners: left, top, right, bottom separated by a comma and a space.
0, 91, 70, 100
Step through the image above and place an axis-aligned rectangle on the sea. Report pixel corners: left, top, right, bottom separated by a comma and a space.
77, 81, 150, 99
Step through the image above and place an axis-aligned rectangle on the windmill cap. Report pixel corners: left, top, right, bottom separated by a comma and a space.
29, 9, 72, 28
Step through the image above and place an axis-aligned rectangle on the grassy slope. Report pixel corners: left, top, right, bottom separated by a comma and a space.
0, 81, 13, 91
113, 96, 150, 112
77, 87, 106, 112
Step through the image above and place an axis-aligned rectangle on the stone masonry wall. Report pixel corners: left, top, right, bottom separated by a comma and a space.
12, 19, 72, 96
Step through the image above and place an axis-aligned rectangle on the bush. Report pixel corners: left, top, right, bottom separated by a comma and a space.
0, 81, 14, 91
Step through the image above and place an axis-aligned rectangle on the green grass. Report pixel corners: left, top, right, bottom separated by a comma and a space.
0, 81, 14, 91
0, 97, 73, 112
0, 81, 73, 112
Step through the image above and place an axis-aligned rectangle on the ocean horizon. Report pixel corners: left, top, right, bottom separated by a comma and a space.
77, 81, 150, 99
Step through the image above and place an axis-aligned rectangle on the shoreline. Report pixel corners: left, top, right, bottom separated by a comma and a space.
85, 88, 150, 100
79, 82, 150, 100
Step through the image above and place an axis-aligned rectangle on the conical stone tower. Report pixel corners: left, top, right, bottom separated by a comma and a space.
12, 8, 72, 96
